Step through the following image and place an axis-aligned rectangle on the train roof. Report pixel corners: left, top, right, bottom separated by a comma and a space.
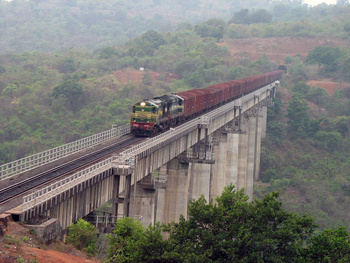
153, 94, 179, 103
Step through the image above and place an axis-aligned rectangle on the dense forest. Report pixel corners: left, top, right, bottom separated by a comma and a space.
1, 0, 350, 52
1, 0, 350, 250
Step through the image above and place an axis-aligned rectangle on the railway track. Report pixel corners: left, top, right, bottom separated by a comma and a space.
0, 134, 145, 212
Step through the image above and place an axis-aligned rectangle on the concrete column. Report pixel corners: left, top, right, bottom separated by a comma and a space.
189, 162, 211, 202
123, 174, 132, 217
112, 174, 120, 222
261, 106, 268, 139
210, 126, 241, 201
154, 155, 212, 224
246, 113, 256, 198
129, 181, 156, 226
210, 130, 228, 201
156, 158, 190, 224
254, 109, 263, 181
226, 132, 239, 189
236, 117, 249, 196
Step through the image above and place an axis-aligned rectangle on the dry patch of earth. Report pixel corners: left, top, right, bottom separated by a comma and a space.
307, 80, 350, 95
0, 220, 100, 263
221, 37, 349, 64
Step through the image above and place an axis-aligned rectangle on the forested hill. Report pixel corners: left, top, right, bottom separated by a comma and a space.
0, 0, 350, 231
1, 0, 350, 53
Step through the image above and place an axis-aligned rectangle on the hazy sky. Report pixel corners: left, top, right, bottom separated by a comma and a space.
303, 0, 337, 5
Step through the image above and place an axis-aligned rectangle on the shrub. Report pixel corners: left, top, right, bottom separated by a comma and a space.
66, 219, 97, 256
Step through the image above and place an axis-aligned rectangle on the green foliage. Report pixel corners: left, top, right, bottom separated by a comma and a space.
304, 227, 350, 262
174, 56, 204, 78
306, 46, 345, 74
57, 57, 78, 73
51, 75, 83, 111
106, 186, 350, 262
305, 86, 328, 107
314, 131, 342, 152
229, 9, 272, 25
66, 219, 97, 256
334, 116, 350, 136
51, 76, 83, 100
0, 65, 6, 74
287, 93, 311, 139
107, 218, 166, 263
194, 18, 226, 40
165, 185, 316, 262
99, 47, 119, 59
291, 81, 309, 95
125, 30, 166, 58
1, 84, 18, 98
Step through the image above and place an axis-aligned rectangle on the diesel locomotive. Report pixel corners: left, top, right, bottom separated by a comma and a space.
130, 70, 283, 136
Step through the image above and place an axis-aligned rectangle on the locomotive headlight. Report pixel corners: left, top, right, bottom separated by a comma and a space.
141, 102, 146, 106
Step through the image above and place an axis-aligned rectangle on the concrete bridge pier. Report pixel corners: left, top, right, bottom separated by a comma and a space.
112, 174, 120, 222
131, 146, 214, 225
156, 159, 191, 224
130, 106, 267, 225
261, 106, 268, 139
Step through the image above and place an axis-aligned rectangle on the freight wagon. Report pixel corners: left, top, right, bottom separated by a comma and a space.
130, 70, 283, 136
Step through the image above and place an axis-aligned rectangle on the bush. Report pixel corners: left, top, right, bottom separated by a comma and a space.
66, 219, 97, 256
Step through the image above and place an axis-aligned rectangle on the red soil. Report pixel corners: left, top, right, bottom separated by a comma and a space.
307, 80, 350, 95
0, 221, 100, 263
220, 37, 349, 64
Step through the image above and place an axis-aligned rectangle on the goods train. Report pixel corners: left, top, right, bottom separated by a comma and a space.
130, 70, 284, 136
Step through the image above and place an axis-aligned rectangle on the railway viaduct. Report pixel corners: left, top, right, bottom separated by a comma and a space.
0, 81, 278, 241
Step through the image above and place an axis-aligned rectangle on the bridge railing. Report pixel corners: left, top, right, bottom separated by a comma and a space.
0, 124, 130, 181
22, 157, 114, 213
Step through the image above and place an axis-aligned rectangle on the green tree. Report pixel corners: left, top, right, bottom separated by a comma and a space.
306, 46, 344, 74
250, 9, 273, 24
0, 65, 6, 75
229, 9, 251, 25
314, 131, 342, 152
126, 30, 166, 57
99, 46, 119, 59
174, 57, 204, 78
291, 82, 309, 96
165, 185, 316, 262
194, 18, 226, 40
105, 186, 350, 262
66, 219, 97, 256
51, 75, 83, 111
306, 86, 328, 107
304, 227, 350, 262
107, 218, 166, 263
58, 57, 77, 73
287, 93, 311, 139
229, 9, 272, 25
1, 84, 18, 98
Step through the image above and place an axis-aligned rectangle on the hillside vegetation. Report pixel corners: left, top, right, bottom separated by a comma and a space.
0, 0, 350, 233
1, 0, 350, 52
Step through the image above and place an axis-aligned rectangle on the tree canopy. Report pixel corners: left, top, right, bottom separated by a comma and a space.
105, 185, 350, 262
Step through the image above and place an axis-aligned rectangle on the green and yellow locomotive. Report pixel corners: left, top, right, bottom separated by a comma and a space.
130, 70, 284, 137
130, 95, 184, 136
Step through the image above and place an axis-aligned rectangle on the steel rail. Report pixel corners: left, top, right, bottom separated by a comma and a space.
0, 124, 130, 181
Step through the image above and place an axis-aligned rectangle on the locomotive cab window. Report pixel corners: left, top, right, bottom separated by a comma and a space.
178, 100, 183, 106
152, 107, 156, 113
132, 106, 136, 113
